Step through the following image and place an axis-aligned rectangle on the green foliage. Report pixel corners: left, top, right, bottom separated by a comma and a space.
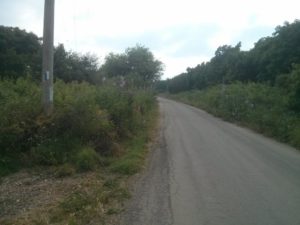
49, 177, 130, 225
74, 147, 100, 172
54, 44, 100, 84
0, 26, 163, 87
251, 21, 300, 82
110, 151, 142, 175
126, 45, 163, 86
96, 87, 155, 137
110, 104, 157, 175
0, 26, 100, 84
173, 82, 300, 148
160, 20, 300, 149
60, 191, 92, 213
52, 81, 114, 150
101, 44, 164, 88
162, 20, 300, 94
290, 123, 300, 148
101, 52, 130, 78
0, 26, 159, 177
275, 64, 300, 113
0, 156, 22, 177
95, 87, 135, 137
54, 163, 76, 178
0, 77, 156, 176
0, 26, 41, 80
0, 77, 41, 154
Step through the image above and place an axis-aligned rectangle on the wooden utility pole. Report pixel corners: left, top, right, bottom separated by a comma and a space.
42, 0, 55, 116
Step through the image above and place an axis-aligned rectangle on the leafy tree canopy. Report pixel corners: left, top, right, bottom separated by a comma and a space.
0, 26, 41, 79
101, 44, 164, 88
0, 26, 101, 84
162, 20, 300, 94
54, 44, 100, 84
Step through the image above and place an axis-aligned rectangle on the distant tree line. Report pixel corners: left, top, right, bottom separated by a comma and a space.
0, 26, 163, 88
157, 20, 300, 95
157, 20, 300, 113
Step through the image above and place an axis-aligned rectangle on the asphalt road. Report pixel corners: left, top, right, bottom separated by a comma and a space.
122, 97, 300, 225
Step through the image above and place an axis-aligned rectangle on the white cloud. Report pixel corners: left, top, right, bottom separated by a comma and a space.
0, 0, 299, 78
155, 53, 209, 79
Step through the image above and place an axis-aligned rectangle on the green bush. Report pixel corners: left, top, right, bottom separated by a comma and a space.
95, 87, 155, 137
30, 138, 81, 166
0, 77, 156, 176
54, 163, 76, 178
51, 81, 115, 153
74, 147, 99, 172
290, 121, 300, 148
276, 64, 300, 113
60, 191, 92, 213
173, 82, 300, 148
95, 87, 135, 137
0, 77, 41, 154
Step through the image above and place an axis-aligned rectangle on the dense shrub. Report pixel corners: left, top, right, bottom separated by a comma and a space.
74, 147, 100, 172
0, 77, 41, 154
0, 77, 156, 175
276, 64, 300, 113
95, 87, 155, 137
173, 82, 300, 148
30, 138, 82, 166
51, 81, 115, 152
95, 87, 135, 137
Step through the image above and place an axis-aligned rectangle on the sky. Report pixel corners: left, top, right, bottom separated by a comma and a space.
0, 0, 299, 79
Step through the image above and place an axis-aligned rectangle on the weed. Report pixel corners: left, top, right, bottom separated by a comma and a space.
74, 147, 99, 172
60, 191, 92, 213
110, 132, 146, 175
54, 163, 76, 178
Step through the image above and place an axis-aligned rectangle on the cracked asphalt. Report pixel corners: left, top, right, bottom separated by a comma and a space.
121, 97, 300, 225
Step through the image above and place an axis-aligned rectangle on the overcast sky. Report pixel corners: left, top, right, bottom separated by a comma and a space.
0, 0, 299, 79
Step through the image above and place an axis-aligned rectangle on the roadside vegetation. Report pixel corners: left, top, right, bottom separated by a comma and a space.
0, 79, 158, 177
0, 25, 162, 224
157, 20, 300, 149
170, 81, 300, 148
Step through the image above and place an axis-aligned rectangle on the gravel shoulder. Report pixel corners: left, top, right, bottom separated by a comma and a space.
120, 110, 173, 225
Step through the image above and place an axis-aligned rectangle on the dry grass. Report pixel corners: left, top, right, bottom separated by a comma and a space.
0, 168, 129, 225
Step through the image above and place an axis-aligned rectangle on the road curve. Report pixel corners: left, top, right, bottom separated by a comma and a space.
122, 97, 300, 225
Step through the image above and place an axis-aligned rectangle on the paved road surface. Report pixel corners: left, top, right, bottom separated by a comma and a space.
122, 97, 300, 225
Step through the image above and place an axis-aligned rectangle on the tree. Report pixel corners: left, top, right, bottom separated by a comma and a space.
101, 53, 130, 78
0, 26, 41, 80
250, 20, 300, 82
0, 26, 100, 84
160, 20, 300, 94
209, 42, 244, 83
100, 44, 164, 88
126, 45, 164, 87
54, 44, 100, 84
